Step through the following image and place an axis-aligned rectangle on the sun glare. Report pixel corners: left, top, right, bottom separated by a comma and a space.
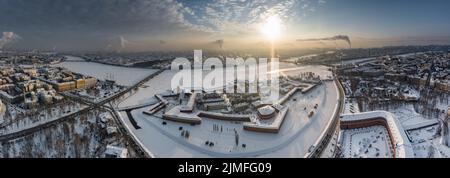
260, 15, 282, 40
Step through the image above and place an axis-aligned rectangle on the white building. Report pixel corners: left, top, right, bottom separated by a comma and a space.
0, 99, 5, 124
447, 106, 450, 118
99, 113, 112, 123
104, 145, 128, 158
106, 126, 118, 135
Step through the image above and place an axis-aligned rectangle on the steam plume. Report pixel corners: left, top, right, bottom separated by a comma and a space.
297, 35, 351, 48
119, 36, 130, 48
212, 39, 224, 49
0, 32, 21, 49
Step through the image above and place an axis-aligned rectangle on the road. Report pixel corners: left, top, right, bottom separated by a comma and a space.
305, 77, 345, 158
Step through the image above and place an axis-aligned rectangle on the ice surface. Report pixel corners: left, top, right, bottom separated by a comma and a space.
54, 56, 158, 86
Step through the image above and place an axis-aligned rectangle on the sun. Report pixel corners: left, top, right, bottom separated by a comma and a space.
260, 15, 283, 40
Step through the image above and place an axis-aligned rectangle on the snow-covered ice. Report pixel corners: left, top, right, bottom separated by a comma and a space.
54, 56, 158, 86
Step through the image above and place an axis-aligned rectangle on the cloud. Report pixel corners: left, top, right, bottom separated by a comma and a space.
4, 1, 211, 50
0, 0, 325, 51
0, 32, 21, 49
0, 0, 196, 45
297, 35, 352, 48
185, 0, 323, 35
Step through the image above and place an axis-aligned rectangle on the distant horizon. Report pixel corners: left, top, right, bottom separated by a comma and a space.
2, 44, 450, 54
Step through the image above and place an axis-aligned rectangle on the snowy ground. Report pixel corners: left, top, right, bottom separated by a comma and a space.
344, 99, 360, 114
388, 104, 432, 127
117, 64, 339, 157
407, 125, 442, 158
357, 98, 450, 158
0, 101, 86, 135
432, 95, 450, 112
320, 128, 340, 158
54, 56, 158, 86
66, 83, 126, 103
341, 126, 392, 158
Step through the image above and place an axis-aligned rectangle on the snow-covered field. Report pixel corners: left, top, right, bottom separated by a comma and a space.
408, 126, 438, 144
54, 56, 158, 86
341, 126, 392, 158
117, 64, 339, 157
389, 104, 432, 127
407, 125, 446, 158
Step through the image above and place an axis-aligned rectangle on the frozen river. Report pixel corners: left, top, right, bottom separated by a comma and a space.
117, 63, 340, 158
341, 52, 425, 66
53, 56, 158, 86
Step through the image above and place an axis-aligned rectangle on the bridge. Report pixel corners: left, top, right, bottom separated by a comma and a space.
116, 101, 159, 111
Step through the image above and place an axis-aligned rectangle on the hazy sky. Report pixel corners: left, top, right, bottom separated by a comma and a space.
1, 0, 450, 51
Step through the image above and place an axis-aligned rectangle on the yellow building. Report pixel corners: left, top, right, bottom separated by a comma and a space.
76, 79, 86, 89
55, 81, 76, 92
23, 68, 38, 77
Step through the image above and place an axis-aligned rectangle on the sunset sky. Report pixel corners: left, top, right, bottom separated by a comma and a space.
1, 0, 450, 51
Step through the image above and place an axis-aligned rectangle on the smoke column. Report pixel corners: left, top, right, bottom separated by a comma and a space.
212, 39, 224, 49
119, 36, 130, 49
0, 32, 21, 49
297, 35, 351, 48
